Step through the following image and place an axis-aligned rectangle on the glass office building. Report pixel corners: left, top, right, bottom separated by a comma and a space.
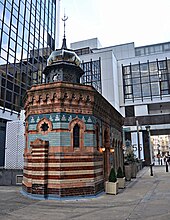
70, 38, 170, 165
0, 0, 58, 167
81, 59, 102, 94
0, 0, 56, 112
122, 59, 170, 102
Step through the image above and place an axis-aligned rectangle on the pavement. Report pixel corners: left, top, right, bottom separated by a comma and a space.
0, 166, 170, 220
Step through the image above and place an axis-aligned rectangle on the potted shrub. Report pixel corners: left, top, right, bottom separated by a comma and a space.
124, 147, 137, 180
124, 161, 132, 181
117, 166, 125, 189
127, 148, 137, 178
131, 160, 137, 178
105, 167, 118, 195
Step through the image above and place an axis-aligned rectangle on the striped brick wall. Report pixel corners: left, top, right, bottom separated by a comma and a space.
23, 138, 104, 198
23, 139, 49, 194
23, 81, 123, 199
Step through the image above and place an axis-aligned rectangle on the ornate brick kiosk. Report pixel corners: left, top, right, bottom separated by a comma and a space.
22, 42, 124, 199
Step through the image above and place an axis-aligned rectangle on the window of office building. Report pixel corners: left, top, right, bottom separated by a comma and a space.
125, 106, 135, 117
81, 58, 102, 94
122, 59, 170, 102
0, 0, 57, 112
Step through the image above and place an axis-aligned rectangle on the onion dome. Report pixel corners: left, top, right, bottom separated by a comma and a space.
47, 13, 81, 68
47, 48, 81, 67
43, 14, 84, 84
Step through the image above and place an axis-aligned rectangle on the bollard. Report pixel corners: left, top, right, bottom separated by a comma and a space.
161, 159, 162, 166
166, 162, 169, 172
150, 163, 153, 176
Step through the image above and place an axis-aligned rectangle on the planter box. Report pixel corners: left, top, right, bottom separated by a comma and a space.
105, 181, 118, 195
117, 177, 126, 189
131, 163, 137, 178
124, 164, 131, 181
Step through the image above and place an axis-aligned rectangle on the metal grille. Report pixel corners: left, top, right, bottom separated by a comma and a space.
0, 126, 6, 167
5, 121, 25, 169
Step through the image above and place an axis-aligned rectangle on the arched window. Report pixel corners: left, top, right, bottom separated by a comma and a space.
69, 117, 85, 150
104, 129, 109, 147
73, 123, 80, 148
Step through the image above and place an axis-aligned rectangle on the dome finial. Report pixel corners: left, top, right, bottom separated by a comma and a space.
61, 11, 68, 49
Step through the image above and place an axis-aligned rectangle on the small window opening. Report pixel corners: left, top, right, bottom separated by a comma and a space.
73, 123, 80, 148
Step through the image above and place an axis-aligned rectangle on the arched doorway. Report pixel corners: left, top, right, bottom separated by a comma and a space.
103, 128, 110, 180
110, 138, 115, 169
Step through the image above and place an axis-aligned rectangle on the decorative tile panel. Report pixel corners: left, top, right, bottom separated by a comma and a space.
28, 124, 37, 131
55, 115, 60, 121
28, 131, 70, 148
53, 122, 69, 129
36, 116, 40, 123
61, 115, 67, 121
84, 133, 96, 147
30, 117, 35, 123
86, 124, 95, 130
28, 113, 96, 125
68, 115, 72, 122
49, 115, 53, 121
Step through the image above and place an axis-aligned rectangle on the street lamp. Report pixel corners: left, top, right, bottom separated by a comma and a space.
145, 125, 152, 162
110, 148, 115, 153
145, 125, 153, 176
158, 70, 162, 97
99, 146, 105, 153
136, 119, 141, 159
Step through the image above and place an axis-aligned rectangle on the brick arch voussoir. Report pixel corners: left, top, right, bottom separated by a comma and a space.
69, 117, 86, 131
36, 117, 53, 133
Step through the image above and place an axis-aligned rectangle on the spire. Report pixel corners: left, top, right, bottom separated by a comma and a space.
61, 12, 68, 49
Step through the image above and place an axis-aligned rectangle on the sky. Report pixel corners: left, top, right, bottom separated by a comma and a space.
59, 0, 170, 48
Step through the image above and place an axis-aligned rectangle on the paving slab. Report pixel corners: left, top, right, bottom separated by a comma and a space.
0, 166, 170, 220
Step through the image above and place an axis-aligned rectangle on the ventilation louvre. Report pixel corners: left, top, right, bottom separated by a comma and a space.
16, 175, 23, 185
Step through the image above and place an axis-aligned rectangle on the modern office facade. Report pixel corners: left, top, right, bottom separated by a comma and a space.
0, 0, 59, 168
71, 38, 170, 165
